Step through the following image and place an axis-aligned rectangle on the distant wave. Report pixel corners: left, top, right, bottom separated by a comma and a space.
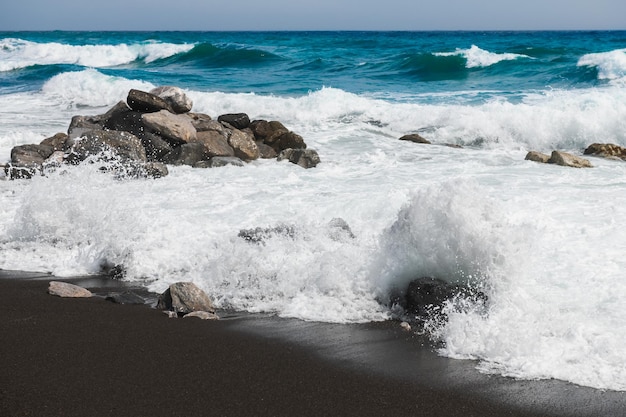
166, 42, 283, 67
434, 45, 532, 68
0, 38, 195, 71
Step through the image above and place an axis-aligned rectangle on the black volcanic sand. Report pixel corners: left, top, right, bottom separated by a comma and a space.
1, 273, 624, 417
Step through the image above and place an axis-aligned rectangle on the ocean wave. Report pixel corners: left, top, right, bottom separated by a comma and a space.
577, 48, 626, 84
0, 38, 195, 71
155, 42, 283, 68
434, 45, 532, 68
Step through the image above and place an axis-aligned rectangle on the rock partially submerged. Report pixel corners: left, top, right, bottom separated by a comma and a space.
583, 143, 626, 161
48, 281, 93, 298
156, 282, 215, 315
525, 150, 593, 168
4, 87, 320, 180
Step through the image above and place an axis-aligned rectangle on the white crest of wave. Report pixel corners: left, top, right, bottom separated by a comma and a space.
435, 45, 530, 68
42, 69, 155, 108
578, 48, 626, 84
0, 38, 194, 71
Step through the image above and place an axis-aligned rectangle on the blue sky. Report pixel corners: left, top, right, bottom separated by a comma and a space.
1, 0, 625, 31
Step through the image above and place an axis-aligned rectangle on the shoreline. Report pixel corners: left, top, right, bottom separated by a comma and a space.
1, 272, 624, 416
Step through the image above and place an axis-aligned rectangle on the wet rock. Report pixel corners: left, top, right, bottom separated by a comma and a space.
218, 113, 250, 130
142, 110, 197, 145
105, 291, 146, 305
194, 156, 245, 168
399, 133, 431, 144
404, 277, 455, 318
127, 89, 174, 113
11, 144, 54, 167
583, 143, 626, 161
40, 133, 70, 152
327, 217, 356, 241
256, 142, 278, 159
149, 86, 193, 114
270, 131, 307, 152
548, 151, 593, 168
525, 151, 550, 163
65, 130, 147, 164
48, 281, 92, 298
157, 282, 215, 314
227, 128, 259, 161
277, 148, 320, 168
193, 130, 235, 157
238, 224, 297, 244
162, 142, 206, 166
183, 311, 219, 320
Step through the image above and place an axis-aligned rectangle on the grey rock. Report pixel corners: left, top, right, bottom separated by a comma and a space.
548, 151, 593, 168
48, 281, 93, 298
277, 148, 320, 168
228, 128, 259, 161
142, 110, 197, 145
40, 133, 70, 152
193, 130, 235, 157
11, 144, 54, 167
399, 133, 431, 144
162, 142, 206, 166
149, 86, 193, 114
156, 282, 215, 314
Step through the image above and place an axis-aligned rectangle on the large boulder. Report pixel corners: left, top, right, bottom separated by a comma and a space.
548, 151, 593, 168
66, 130, 147, 164
404, 277, 455, 318
228, 129, 259, 161
218, 113, 250, 130
268, 131, 307, 152
40, 133, 70, 152
583, 143, 626, 161
48, 281, 92, 298
149, 86, 193, 114
193, 130, 235, 157
277, 148, 320, 168
127, 89, 174, 113
142, 110, 197, 145
156, 282, 215, 314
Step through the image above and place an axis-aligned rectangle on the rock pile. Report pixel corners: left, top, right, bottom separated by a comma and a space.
4, 86, 320, 179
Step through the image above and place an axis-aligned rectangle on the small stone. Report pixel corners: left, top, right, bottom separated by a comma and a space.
400, 321, 411, 331
183, 311, 219, 320
399, 133, 431, 144
48, 281, 92, 298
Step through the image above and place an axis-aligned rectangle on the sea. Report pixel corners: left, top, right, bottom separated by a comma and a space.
1, 31, 625, 393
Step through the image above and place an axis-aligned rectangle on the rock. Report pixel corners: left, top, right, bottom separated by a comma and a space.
105, 291, 146, 305
48, 281, 92, 298
256, 142, 278, 159
249, 119, 274, 140
127, 89, 174, 113
238, 224, 297, 244
40, 133, 70, 152
183, 311, 219, 320
400, 321, 411, 331
164, 310, 178, 318
404, 277, 455, 318
583, 143, 626, 161
525, 151, 550, 163
142, 110, 197, 145
156, 282, 215, 314
548, 151, 593, 168
270, 131, 307, 152
187, 114, 226, 134
4, 165, 38, 180
11, 144, 54, 167
193, 130, 235, 157
65, 130, 147, 164
162, 142, 206, 166
277, 148, 320, 168
399, 133, 431, 144
327, 217, 356, 241
124, 162, 169, 179
42, 151, 66, 171
149, 86, 193, 114
194, 157, 245, 168
227, 128, 259, 161
218, 113, 250, 130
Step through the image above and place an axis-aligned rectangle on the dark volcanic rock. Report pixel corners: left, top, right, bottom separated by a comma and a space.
218, 113, 250, 130
127, 89, 174, 113
404, 277, 455, 318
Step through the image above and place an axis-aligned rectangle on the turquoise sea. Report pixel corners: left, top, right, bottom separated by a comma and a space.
1, 31, 626, 393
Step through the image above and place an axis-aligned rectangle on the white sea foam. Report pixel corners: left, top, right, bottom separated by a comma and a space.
578, 48, 626, 84
434, 45, 531, 68
0, 38, 194, 71
1, 77, 626, 390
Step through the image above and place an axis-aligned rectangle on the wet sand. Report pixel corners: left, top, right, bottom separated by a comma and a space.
1, 274, 623, 417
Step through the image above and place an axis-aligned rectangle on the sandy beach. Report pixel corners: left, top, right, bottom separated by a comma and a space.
1, 274, 623, 417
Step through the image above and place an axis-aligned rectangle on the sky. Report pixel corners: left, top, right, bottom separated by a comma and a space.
1, 0, 625, 31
